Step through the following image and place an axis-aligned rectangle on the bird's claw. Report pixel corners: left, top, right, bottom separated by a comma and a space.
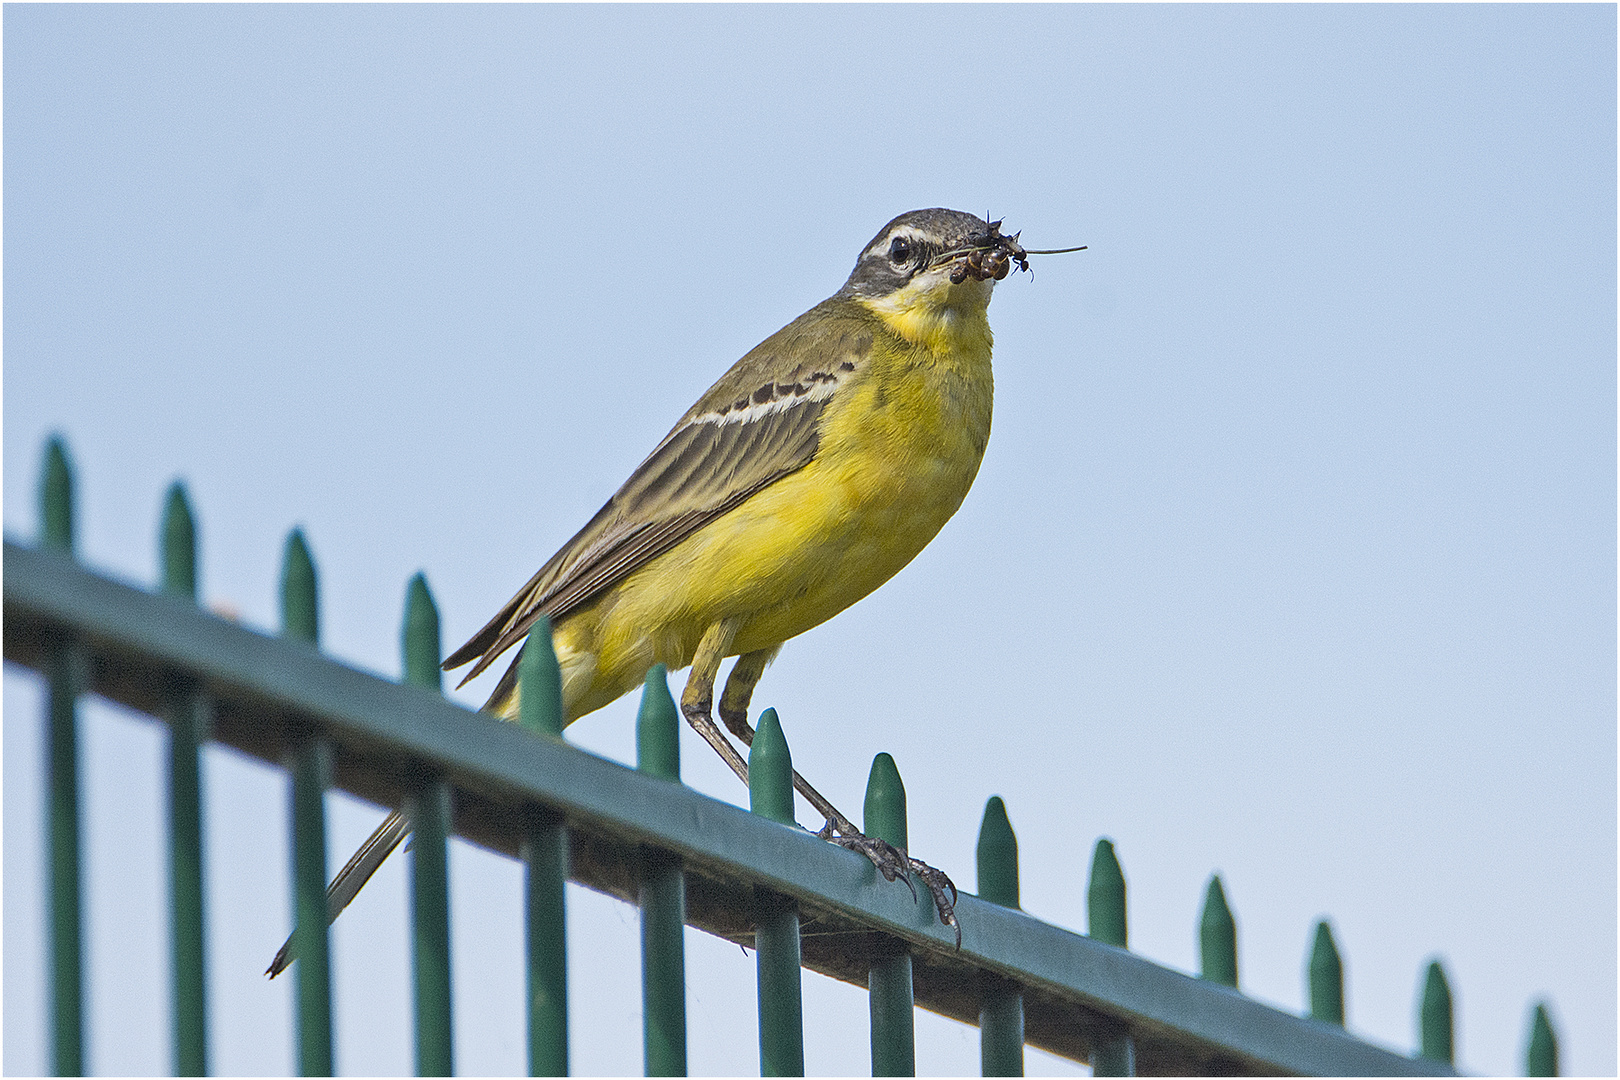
821, 821, 962, 948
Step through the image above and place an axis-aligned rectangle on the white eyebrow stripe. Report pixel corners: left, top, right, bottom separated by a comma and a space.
863, 225, 931, 262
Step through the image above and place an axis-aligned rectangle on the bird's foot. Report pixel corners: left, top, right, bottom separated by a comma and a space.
817, 819, 961, 948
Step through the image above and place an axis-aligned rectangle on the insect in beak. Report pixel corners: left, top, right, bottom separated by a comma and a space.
941, 219, 1088, 284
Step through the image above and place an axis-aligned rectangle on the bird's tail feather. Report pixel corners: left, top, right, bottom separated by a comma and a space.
266, 809, 412, 978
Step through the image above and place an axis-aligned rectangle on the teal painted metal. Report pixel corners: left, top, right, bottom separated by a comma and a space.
40, 442, 83, 1077
162, 483, 198, 599
1088, 842, 1135, 1079
520, 617, 564, 736
638, 848, 686, 1078
521, 618, 569, 1076
750, 710, 804, 1077
865, 753, 915, 1077
4, 543, 1466, 1077
636, 665, 680, 782
1199, 876, 1238, 988
167, 689, 209, 1076
403, 573, 443, 691
975, 797, 1023, 1077
282, 534, 331, 1074
524, 808, 569, 1077
1525, 1002, 1557, 1076
1308, 921, 1344, 1026
410, 776, 454, 1076
976, 797, 1019, 908
864, 753, 908, 849
1091, 1035, 1136, 1077
1087, 840, 1127, 949
1419, 961, 1453, 1064
41, 436, 74, 554
1088, 844, 1138, 1077
403, 577, 454, 1076
46, 640, 85, 1078
749, 709, 794, 825
979, 990, 1024, 1078
636, 666, 687, 1077
289, 738, 334, 1076
162, 482, 209, 1075
281, 530, 319, 645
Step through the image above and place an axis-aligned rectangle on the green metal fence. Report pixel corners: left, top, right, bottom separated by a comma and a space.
4, 437, 1564, 1077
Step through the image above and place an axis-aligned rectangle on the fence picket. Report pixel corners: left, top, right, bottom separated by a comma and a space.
1088, 839, 1134, 1075
1308, 921, 1344, 1026
865, 753, 916, 1077
281, 530, 332, 1075
521, 622, 569, 1076
162, 482, 210, 1076
409, 777, 454, 1076
289, 738, 334, 1076
1199, 875, 1239, 989
1088, 839, 1127, 948
636, 666, 687, 1077
519, 616, 564, 737
749, 709, 804, 1077
40, 438, 84, 1077
1525, 1002, 1557, 1076
975, 797, 1023, 1077
404, 576, 454, 1076
1419, 961, 1453, 1065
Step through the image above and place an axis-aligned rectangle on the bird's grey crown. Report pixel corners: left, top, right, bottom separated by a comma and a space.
837, 208, 993, 299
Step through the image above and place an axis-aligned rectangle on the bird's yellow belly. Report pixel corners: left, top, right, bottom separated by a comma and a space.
556, 364, 990, 720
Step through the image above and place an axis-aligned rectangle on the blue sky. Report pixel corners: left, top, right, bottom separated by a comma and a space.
5, 5, 1614, 1076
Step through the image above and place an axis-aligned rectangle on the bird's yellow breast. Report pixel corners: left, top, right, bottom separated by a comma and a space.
553, 288, 994, 720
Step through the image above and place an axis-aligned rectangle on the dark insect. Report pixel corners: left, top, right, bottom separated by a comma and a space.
945, 218, 1086, 283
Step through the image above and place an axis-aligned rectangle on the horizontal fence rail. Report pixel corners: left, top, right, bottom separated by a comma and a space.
8, 537, 1486, 1077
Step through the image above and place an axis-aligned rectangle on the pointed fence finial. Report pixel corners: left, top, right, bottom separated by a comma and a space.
41, 435, 75, 555
1525, 1001, 1557, 1077
1088, 839, 1127, 948
280, 529, 318, 644
518, 616, 564, 736
1308, 920, 1344, 1025
975, 797, 1019, 910
402, 574, 442, 690
749, 709, 794, 825
863, 753, 907, 850
161, 482, 198, 600
636, 665, 680, 780
1419, 960, 1454, 1064
1199, 874, 1238, 987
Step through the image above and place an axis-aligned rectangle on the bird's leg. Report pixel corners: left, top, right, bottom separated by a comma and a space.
715, 647, 770, 748
679, 620, 753, 787
718, 649, 960, 945
719, 648, 856, 830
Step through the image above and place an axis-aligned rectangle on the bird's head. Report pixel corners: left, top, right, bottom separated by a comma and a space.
839, 209, 1083, 345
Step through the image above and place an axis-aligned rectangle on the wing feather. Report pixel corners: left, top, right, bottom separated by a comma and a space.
445, 299, 874, 692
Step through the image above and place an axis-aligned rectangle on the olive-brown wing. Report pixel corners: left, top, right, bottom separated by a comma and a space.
443, 299, 874, 692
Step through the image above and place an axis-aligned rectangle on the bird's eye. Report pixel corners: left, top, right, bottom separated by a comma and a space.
888, 237, 913, 266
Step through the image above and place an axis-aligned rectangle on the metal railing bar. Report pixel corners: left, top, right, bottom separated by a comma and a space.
3, 541, 1452, 1077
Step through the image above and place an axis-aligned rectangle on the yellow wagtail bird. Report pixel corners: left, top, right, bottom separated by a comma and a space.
269, 208, 1083, 974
